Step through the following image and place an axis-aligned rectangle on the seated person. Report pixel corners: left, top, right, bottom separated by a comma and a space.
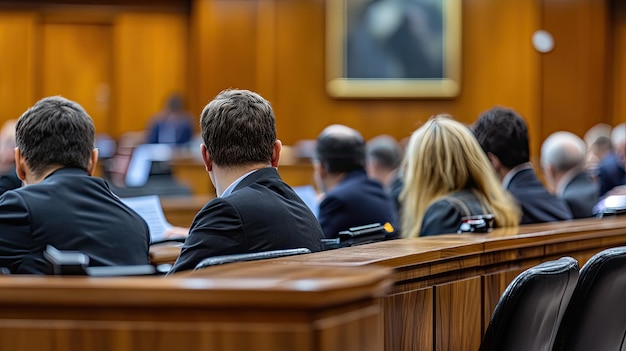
314, 125, 399, 238
169, 89, 324, 273
0, 96, 150, 274
401, 115, 520, 237
541, 131, 599, 218
146, 94, 194, 146
597, 123, 626, 197
366, 134, 404, 213
473, 106, 572, 224
0, 119, 21, 195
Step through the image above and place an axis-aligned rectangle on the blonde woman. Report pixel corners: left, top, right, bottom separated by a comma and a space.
401, 115, 520, 238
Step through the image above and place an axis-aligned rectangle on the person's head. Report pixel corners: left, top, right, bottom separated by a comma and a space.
401, 115, 520, 238
314, 124, 366, 192
366, 134, 402, 187
0, 119, 17, 169
540, 131, 586, 189
15, 96, 97, 184
472, 106, 530, 178
199, 89, 281, 188
611, 123, 626, 162
165, 93, 184, 112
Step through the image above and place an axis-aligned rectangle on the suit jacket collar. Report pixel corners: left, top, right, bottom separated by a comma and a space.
232, 167, 280, 192
43, 167, 89, 181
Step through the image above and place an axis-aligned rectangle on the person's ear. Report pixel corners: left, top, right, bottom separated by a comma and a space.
200, 144, 212, 172
271, 140, 282, 167
14, 147, 26, 182
487, 152, 502, 171
86, 148, 98, 176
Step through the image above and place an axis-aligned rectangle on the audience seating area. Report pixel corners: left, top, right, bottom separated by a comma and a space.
2, 216, 626, 350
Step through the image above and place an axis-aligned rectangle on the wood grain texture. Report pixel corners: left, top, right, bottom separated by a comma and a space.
435, 277, 482, 351
383, 288, 433, 351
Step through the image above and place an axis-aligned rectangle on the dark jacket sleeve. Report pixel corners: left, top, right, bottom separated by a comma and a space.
169, 198, 246, 273
420, 199, 464, 237
317, 195, 347, 239
0, 191, 34, 273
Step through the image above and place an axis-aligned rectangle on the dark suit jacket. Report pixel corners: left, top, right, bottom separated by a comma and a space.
421, 189, 491, 236
507, 168, 572, 224
0, 168, 150, 274
597, 152, 625, 197
318, 170, 399, 238
169, 167, 324, 273
561, 172, 599, 219
0, 166, 21, 196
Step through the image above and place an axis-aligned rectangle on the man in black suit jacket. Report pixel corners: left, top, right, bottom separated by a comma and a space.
473, 107, 572, 224
541, 131, 599, 218
315, 125, 399, 238
0, 96, 150, 274
169, 90, 324, 273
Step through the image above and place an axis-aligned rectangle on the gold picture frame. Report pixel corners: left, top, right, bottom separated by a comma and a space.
326, 0, 461, 98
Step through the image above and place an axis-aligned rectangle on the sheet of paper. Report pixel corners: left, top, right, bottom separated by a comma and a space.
120, 195, 172, 243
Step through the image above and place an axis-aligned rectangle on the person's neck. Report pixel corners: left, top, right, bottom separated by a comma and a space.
322, 172, 347, 193
211, 163, 270, 196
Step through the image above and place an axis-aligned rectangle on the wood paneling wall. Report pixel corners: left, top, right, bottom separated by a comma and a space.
0, 0, 618, 154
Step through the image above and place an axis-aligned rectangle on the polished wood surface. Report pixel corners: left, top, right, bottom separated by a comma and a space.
0, 264, 391, 351
176, 216, 626, 351
160, 194, 211, 227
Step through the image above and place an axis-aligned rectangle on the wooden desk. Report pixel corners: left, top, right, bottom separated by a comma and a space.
0, 264, 390, 351
171, 157, 315, 196
179, 216, 626, 351
160, 195, 211, 227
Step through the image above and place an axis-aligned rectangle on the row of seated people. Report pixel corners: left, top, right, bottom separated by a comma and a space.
0, 89, 624, 275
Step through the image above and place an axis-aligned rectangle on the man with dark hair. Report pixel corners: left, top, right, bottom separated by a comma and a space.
0, 96, 150, 274
315, 125, 398, 238
473, 106, 572, 224
366, 135, 404, 213
169, 89, 323, 273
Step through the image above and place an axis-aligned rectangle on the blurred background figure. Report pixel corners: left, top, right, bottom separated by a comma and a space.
541, 131, 598, 218
366, 134, 403, 212
0, 119, 22, 195
401, 115, 520, 237
597, 123, 626, 197
584, 123, 612, 179
314, 124, 398, 238
146, 93, 195, 147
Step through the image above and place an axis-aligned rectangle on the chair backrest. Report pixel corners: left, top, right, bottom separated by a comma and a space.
194, 248, 312, 270
479, 256, 579, 351
553, 246, 626, 351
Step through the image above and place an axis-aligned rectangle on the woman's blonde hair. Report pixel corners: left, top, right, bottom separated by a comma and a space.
401, 115, 520, 238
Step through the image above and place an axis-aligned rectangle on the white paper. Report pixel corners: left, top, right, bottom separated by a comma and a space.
120, 195, 172, 243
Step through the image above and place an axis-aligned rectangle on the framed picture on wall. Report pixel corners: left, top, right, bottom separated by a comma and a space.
326, 0, 461, 98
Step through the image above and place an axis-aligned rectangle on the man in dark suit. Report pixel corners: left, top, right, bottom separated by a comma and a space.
315, 125, 399, 238
473, 107, 572, 224
597, 123, 626, 197
169, 90, 324, 273
0, 96, 150, 274
541, 131, 599, 218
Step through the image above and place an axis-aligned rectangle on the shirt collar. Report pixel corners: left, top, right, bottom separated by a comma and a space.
502, 162, 533, 189
220, 169, 259, 198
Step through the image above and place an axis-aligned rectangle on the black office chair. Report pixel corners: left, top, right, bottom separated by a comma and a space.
479, 257, 579, 351
194, 248, 311, 270
44, 246, 157, 277
553, 247, 626, 351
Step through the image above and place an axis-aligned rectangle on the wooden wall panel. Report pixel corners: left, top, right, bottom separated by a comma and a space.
383, 288, 433, 351
610, 0, 626, 126
40, 23, 113, 135
541, 0, 610, 140
114, 12, 189, 137
190, 0, 259, 115
0, 12, 36, 124
434, 277, 482, 351
264, 0, 542, 146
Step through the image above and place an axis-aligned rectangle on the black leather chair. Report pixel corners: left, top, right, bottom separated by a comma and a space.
44, 246, 157, 276
194, 248, 311, 270
479, 257, 579, 351
553, 246, 626, 351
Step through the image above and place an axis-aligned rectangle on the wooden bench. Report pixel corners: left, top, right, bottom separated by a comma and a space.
0, 264, 390, 351
181, 216, 626, 351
